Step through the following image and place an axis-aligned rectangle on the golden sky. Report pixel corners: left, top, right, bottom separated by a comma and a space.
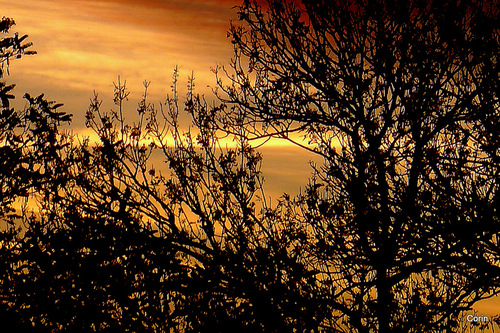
3, 0, 318, 198
4, 0, 238, 111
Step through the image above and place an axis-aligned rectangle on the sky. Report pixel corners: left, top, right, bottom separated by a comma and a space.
4, 0, 237, 112
3, 0, 318, 198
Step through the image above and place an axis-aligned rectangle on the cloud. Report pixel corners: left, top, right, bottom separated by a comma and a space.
2, 0, 319, 200
4, 0, 237, 118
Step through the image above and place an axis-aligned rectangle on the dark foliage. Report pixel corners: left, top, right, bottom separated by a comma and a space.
216, 0, 500, 331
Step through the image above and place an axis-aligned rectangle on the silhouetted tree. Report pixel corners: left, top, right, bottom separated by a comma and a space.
21, 73, 322, 332
215, 0, 500, 331
0, 68, 188, 330
0, 16, 38, 221
0, 16, 75, 331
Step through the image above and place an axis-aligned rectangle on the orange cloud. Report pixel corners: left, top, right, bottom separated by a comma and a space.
2, 0, 318, 202
3, 0, 238, 119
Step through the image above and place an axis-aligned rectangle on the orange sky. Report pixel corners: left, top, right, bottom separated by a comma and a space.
3, 0, 318, 199
4, 0, 238, 112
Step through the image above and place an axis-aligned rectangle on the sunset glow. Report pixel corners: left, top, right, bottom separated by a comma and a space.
4, 0, 238, 120
2, 1, 499, 329
3, 0, 318, 198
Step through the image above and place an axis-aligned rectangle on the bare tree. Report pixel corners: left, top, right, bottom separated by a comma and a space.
3, 69, 325, 331
215, 0, 500, 331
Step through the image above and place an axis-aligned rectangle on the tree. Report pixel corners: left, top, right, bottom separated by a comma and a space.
1, 60, 324, 331
0, 16, 38, 221
215, 0, 500, 331
6, 73, 322, 332
0, 16, 77, 331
